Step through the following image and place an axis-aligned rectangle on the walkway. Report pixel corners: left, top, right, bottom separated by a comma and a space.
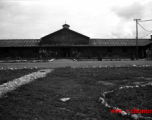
0, 59, 152, 69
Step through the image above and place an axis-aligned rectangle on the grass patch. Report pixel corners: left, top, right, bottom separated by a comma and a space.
0, 67, 152, 120
0, 69, 39, 85
106, 85, 152, 117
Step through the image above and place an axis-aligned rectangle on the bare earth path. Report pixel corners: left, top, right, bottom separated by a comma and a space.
0, 59, 152, 69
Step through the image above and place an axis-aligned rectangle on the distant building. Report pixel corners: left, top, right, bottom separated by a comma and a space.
0, 24, 152, 59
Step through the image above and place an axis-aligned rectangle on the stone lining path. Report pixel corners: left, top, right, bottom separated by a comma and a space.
0, 69, 53, 98
99, 78, 152, 120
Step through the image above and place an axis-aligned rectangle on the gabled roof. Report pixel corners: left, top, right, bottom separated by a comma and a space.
41, 28, 90, 39
41, 27, 90, 45
90, 39, 152, 46
0, 39, 40, 47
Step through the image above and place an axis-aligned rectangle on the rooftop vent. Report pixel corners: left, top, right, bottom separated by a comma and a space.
62, 24, 70, 29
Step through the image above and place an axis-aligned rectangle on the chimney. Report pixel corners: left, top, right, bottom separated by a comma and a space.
62, 24, 70, 29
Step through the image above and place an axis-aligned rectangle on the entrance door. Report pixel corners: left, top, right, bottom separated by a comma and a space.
61, 48, 70, 57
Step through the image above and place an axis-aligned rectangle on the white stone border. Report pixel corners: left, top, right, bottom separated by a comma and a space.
0, 64, 152, 70
0, 67, 39, 70
0, 59, 55, 63
71, 65, 152, 68
48, 59, 55, 62
0, 69, 53, 98
99, 84, 152, 120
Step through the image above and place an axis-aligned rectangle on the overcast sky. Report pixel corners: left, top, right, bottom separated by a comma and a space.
0, 0, 152, 39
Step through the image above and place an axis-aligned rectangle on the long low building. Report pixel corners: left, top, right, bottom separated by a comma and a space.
0, 24, 152, 59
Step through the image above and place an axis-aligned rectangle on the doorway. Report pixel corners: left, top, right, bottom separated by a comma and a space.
61, 48, 70, 57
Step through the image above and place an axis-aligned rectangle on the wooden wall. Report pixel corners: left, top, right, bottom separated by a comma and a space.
0, 46, 148, 59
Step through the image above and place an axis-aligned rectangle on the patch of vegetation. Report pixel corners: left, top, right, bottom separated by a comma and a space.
107, 85, 152, 117
0, 69, 39, 85
0, 67, 152, 120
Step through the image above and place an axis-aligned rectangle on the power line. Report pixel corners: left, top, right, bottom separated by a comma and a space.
137, 21, 152, 38
137, 22, 152, 33
134, 18, 152, 39
139, 32, 152, 38
139, 19, 152, 22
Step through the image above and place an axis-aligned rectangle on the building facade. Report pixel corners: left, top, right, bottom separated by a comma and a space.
0, 24, 152, 60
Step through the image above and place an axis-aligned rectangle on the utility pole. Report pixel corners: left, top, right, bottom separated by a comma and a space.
133, 19, 141, 60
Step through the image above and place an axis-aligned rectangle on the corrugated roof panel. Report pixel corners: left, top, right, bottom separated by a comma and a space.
0, 39, 151, 47
112, 39, 117, 46
23, 40, 27, 46
32, 40, 36, 46
31, 40, 35, 46
121, 39, 124, 46
118, 40, 122, 46
13, 40, 17, 46
21, 40, 26, 46
0, 41, 4, 47
4, 41, 7, 47
90, 39, 151, 46
126, 40, 131, 46
3, 41, 7, 47
6, 40, 11, 47
107, 40, 110, 46
0, 39, 41, 47
25, 40, 30, 46
109, 39, 112, 46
